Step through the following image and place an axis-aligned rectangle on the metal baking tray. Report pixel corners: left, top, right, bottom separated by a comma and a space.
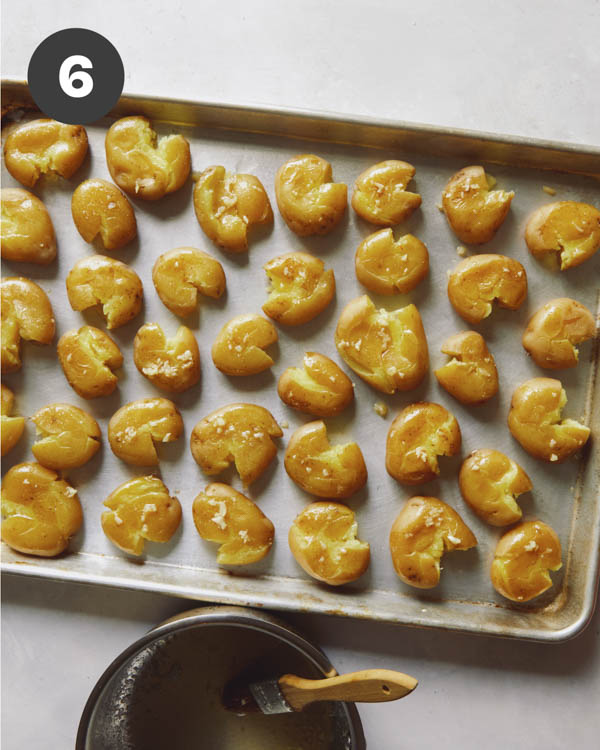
1, 80, 599, 642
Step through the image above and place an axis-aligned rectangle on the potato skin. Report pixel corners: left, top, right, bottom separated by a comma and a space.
71, 178, 137, 250
105, 116, 190, 200
355, 229, 429, 295
284, 420, 367, 499
522, 298, 596, 369
1, 188, 56, 264
1, 462, 83, 557
389, 496, 476, 589
192, 483, 274, 565
278, 352, 354, 417
491, 520, 562, 602
442, 165, 514, 244
352, 160, 421, 226
275, 154, 347, 236
386, 402, 461, 485
289, 501, 370, 586
3, 119, 88, 187
525, 201, 600, 270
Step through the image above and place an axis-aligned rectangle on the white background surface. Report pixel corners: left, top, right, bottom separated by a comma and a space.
1, 1, 599, 748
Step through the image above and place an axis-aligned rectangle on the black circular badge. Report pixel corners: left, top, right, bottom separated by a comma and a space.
28, 28, 124, 124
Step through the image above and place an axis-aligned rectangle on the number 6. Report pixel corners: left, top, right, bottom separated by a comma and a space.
59, 55, 94, 98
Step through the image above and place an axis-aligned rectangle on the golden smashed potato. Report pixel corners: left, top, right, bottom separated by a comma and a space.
434, 331, 499, 405
335, 295, 428, 394
386, 402, 461, 485
522, 298, 596, 369
1, 462, 83, 557
105, 116, 190, 200
525, 201, 600, 270
1, 277, 55, 372
71, 178, 137, 250
108, 398, 183, 466
442, 166, 514, 244
1, 188, 56, 264
262, 252, 335, 326
447, 254, 527, 324
3, 119, 88, 187
491, 520, 562, 602
190, 403, 282, 485
352, 160, 421, 226
66, 255, 143, 329
275, 154, 347, 236
1, 384, 25, 456
355, 229, 429, 295
58, 326, 123, 399
284, 420, 367, 499
389, 496, 477, 589
508, 377, 590, 463
211, 313, 277, 375
102, 476, 181, 556
192, 483, 274, 565
193, 166, 273, 252
289, 502, 370, 586
152, 246, 226, 317
31, 403, 101, 470
134, 322, 200, 393
277, 351, 354, 417
459, 449, 532, 526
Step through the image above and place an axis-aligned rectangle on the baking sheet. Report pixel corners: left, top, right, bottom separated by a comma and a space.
1, 82, 599, 641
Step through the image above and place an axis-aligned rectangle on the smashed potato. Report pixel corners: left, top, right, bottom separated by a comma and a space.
459, 449, 532, 526
1, 385, 25, 456
491, 520, 562, 602
105, 116, 190, 200
352, 159, 421, 225
193, 166, 273, 252
152, 246, 226, 317
192, 483, 274, 565
277, 351, 354, 417
355, 229, 429, 295
1, 277, 55, 372
3, 119, 88, 187
386, 402, 461, 485
31, 403, 101, 470
71, 178, 137, 250
508, 377, 590, 462
1, 462, 82, 557
389, 496, 477, 589
522, 298, 596, 369
442, 166, 514, 244
275, 154, 347, 236
434, 331, 499, 405
335, 295, 428, 394
134, 322, 200, 393
211, 313, 277, 375
58, 326, 123, 399
1, 188, 56, 264
108, 398, 183, 466
66, 255, 143, 329
102, 476, 181, 556
190, 403, 282, 485
284, 420, 367, 499
289, 502, 370, 586
525, 201, 600, 270
262, 252, 335, 326
447, 254, 527, 324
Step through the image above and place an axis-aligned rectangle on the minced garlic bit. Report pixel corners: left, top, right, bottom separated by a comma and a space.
280, 420, 289, 429
550, 453, 559, 462
436, 203, 444, 213
373, 401, 388, 418
446, 533, 461, 545
542, 185, 557, 196
524, 540, 538, 552
456, 245, 468, 257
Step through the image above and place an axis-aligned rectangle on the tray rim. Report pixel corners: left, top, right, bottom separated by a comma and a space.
1, 79, 599, 643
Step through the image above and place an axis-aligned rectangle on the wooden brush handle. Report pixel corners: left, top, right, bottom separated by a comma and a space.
279, 669, 417, 711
